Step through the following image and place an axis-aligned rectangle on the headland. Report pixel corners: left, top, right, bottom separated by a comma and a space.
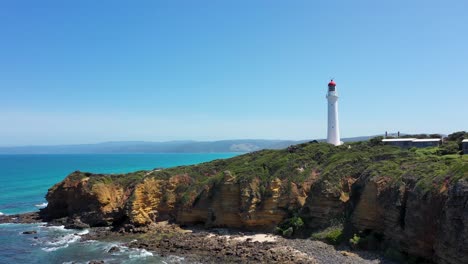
2, 134, 467, 263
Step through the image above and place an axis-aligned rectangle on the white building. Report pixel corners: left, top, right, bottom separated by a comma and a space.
463, 139, 468, 154
382, 138, 441, 148
326, 80, 342, 146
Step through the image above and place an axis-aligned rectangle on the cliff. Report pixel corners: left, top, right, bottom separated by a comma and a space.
41, 142, 468, 264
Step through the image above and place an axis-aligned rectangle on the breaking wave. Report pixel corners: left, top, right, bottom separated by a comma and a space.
129, 248, 154, 258
34, 202, 48, 208
40, 226, 89, 252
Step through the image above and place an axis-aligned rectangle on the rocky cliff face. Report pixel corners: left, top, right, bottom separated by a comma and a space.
43, 172, 312, 231
434, 180, 468, 264
344, 168, 468, 264
42, 143, 468, 264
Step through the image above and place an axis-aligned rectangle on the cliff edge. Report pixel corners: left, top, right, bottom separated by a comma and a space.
41, 141, 468, 264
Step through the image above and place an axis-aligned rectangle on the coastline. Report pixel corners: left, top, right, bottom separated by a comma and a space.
1, 212, 394, 264
2, 142, 466, 263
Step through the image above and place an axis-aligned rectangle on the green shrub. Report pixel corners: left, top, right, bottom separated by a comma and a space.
369, 136, 384, 146
349, 234, 361, 249
348, 232, 384, 250
282, 227, 294, 237
275, 216, 304, 237
311, 226, 344, 245
438, 141, 461, 155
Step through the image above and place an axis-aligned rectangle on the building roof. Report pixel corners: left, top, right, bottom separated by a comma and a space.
382, 138, 416, 142
462, 139, 468, 143
382, 138, 441, 143
328, 80, 336, 86
412, 138, 441, 142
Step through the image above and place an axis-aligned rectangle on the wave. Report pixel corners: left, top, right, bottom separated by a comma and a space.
129, 248, 154, 258
0, 212, 4, 216
41, 244, 69, 252
46, 233, 81, 246
35, 202, 48, 208
77, 229, 89, 235
42, 225, 65, 230
104, 244, 154, 259
40, 228, 89, 252
165, 255, 186, 263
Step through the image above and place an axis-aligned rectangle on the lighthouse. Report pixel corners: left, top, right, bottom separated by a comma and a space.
326, 80, 342, 146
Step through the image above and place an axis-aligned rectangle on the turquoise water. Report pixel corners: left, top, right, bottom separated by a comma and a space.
0, 153, 238, 215
0, 223, 167, 263
0, 153, 239, 264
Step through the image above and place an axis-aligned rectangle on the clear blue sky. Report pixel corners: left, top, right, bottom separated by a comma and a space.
1, 0, 467, 146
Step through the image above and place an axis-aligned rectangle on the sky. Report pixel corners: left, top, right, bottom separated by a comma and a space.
1, 0, 467, 146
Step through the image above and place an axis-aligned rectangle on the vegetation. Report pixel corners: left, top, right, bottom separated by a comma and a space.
50, 131, 468, 263
400, 133, 443, 139
446, 131, 468, 143
310, 225, 344, 245
71, 131, 467, 207
86, 170, 148, 188
437, 141, 461, 155
275, 216, 304, 237
349, 233, 362, 248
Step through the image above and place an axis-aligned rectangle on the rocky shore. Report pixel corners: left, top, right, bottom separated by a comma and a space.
0, 212, 43, 224
1, 212, 395, 263
114, 224, 396, 264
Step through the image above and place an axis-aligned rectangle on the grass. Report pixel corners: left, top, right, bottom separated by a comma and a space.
65, 139, 468, 207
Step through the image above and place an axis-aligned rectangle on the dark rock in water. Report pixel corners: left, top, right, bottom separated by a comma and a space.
0, 212, 43, 224
107, 246, 121, 253
88, 261, 104, 264
65, 218, 90, 230
22, 230, 37, 235
34, 236, 38, 239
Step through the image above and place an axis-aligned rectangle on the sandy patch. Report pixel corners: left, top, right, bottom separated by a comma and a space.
206, 233, 277, 243
232, 234, 277, 242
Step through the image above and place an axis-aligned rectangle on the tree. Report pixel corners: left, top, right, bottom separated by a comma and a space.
437, 141, 460, 155
445, 131, 468, 151
446, 131, 468, 142
369, 136, 384, 146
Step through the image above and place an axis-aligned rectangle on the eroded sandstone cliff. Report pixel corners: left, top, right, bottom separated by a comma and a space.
41, 142, 468, 264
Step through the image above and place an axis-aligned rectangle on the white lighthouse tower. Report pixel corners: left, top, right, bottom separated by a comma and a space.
326, 80, 342, 146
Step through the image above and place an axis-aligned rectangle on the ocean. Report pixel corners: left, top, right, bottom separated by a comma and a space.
0, 153, 239, 264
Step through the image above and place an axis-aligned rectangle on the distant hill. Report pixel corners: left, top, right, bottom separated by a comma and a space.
0, 136, 375, 154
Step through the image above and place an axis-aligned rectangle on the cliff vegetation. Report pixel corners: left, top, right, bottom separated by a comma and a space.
42, 132, 468, 264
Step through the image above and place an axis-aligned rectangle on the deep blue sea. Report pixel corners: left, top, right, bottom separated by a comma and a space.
0, 153, 239, 264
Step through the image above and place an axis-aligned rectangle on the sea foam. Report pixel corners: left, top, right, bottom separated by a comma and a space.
128, 248, 154, 258
42, 225, 66, 230
34, 202, 48, 208
77, 229, 89, 235
164, 255, 186, 263
41, 244, 69, 252
40, 228, 89, 252
45, 233, 81, 246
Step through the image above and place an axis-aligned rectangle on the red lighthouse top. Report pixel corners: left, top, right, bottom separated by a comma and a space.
328, 80, 336, 87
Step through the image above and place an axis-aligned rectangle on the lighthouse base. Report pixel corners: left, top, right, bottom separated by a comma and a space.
327, 140, 343, 146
